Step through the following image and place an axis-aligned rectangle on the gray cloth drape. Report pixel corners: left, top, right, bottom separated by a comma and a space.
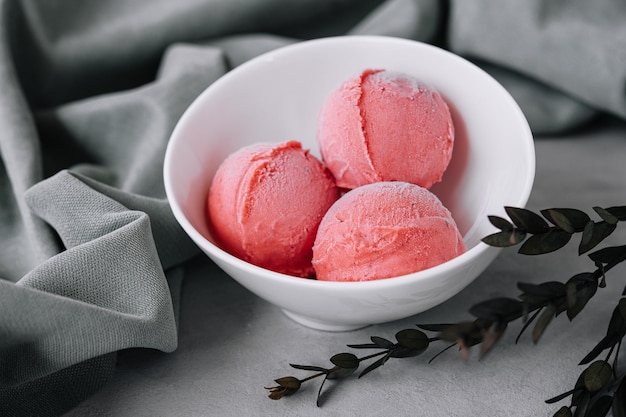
2, 0, 625, 415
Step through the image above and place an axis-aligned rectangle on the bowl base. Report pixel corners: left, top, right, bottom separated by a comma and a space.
281, 309, 369, 332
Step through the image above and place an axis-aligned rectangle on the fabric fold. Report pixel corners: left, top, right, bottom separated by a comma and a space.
2, 171, 179, 384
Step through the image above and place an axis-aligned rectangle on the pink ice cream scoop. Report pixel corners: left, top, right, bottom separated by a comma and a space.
317, 69, 455, 189
208, 140, 340, 277
312, 181, 465, 282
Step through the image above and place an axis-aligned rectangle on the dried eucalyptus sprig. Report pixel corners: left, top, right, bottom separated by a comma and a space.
266, 206, 626, 417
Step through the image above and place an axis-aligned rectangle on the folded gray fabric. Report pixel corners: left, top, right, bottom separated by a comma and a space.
448, 0, 626, 124
2, 0, 626, 415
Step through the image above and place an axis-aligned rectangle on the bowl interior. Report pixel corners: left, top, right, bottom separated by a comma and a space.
165, 36, 534, 262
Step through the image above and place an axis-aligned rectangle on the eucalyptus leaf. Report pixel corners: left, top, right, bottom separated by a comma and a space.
390, 346, 423, 358
619, 298, 626, 321
488, 215, 514, 231
516, 307, 542, 343
358, 353, 390, 378
505, 206, 550, 233
290, 364, 328, 373
582, 361, 612, 392
606, 205, 626, 221
518, 281, 566, 298
327, 366, 356, 380
593, 206, 618, 224
585, 395, 612, 417
316, 375, 329, 407
330, 353, 359, 370
545, 388, 578, 404
552, 406, 573, 417
533, 304, 556, 343
480, 321, 507, 357
571, 372, 587, 407
613, 378, 626, 417
482, 229, 527, 247
573, 391, 590, 417
519, 229, 571, 255
395, 329, 429, 351
432, 321, 483, 346
541, 208, 590, 232
370, 336, 395, 349
578, 221, 616, 255
469, 297, 524, 322
588, 244, 626, 265
565, 273, 597, 321
274, 376, 301, 389
605, 301, 626, 339
416, 323, 453, 332
578, 334, 612, 365
346, 343, 382, 349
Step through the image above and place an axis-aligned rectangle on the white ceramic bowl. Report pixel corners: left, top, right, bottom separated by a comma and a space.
164, 36, 535, 331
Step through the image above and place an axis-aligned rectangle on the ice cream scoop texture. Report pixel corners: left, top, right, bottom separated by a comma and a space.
317, 69, 455, 189
208, 140, 339, 277
312, 181, 465, 282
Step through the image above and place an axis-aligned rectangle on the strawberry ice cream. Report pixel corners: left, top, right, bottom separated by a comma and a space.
317, 69, 455, 189
208, 140, 339, 277
312, 181, 465, 282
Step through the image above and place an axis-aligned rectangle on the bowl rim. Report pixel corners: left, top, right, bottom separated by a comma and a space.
164, 35, 536, 289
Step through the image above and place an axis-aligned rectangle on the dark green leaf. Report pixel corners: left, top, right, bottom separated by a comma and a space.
432, 321, 483, 346
586, 395, 612, 417
469, 297, 524, 322
588, 244, 626, 265
578, 221, 616, 255
416, 323, 453, 332
290, 364, 328, 373
370, 336, 395, 349
619, 298, 626, 321
274, 376, 301, 389
565, 273, 597, 321
571, 372, 587, 406
316, 375, 329, 407
482, 229, 527, 247
542, 208, 590, 232
578, 334, 612, 365
358, 353, 390, 378
606, 205, 626, 221
506, 206, 550, 233
546, 387, 579, 404
427, 342, 456, 363
533, 304, 556, 343
395, 329, 429, 351
346, 343, 382, 349
518, 229, 572, 255
573, 391, 590, 417
516, 307, 542, 343
593, 207, 618, 224
480, 321, 507, 357
518, 281, 566, 298
488, 215, 514, 231
579, 221, 595, 254
327, 366, 356, 380
582, 361, 612, 392
518, 281, 567, 308
605, 301, 626, 339
613, 377, 626, 417
552, 405, 573, 417
389, 346, 423, 358
330, 353, 359, 370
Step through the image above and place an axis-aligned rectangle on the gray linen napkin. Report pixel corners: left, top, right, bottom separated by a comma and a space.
2, 0, 626, 415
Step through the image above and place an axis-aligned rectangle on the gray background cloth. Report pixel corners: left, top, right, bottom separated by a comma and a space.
1, 0, 625, 416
